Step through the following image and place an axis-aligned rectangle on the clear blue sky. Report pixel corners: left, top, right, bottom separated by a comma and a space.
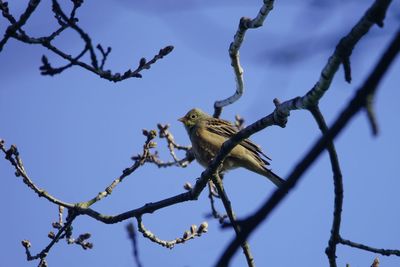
1, 1, 400, 266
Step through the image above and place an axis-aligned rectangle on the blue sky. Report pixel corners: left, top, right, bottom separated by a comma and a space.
1, 1, 400, 266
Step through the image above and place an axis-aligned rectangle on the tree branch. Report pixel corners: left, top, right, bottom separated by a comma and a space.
300, 0, 392, 108
212, 173, 254, 267
309, 106, 344, 267
0, 0, 41, 51
215, 25, 400, 267
340, 237, 400, 256
136, 216, 208, 249
213, 0, 274, 117
0, 0, 173, 81
22, 214, 77, 262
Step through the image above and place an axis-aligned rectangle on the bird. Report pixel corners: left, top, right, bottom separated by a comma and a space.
178, 108, 285, 187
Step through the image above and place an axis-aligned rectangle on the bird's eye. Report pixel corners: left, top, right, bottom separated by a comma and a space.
190, 114, 196, 119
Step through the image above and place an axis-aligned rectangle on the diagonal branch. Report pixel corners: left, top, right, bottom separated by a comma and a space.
301, 0, 392, 108
215, 26, 400, 267
0, 143, 75, 209
80, 129, 158, 208
22, 214, 77, 262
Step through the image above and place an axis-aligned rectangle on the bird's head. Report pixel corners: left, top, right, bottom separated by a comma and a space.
178, 108, 208, 129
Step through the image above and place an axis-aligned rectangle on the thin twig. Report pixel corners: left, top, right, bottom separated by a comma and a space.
207, 181, 228, 223
1, 143, 74, 209
0, 0, 173, 81
157, 123, 192, 167
81, 129, 157, 208
136, 216, 208, 249
340, 237, 400, 256
0, 0, 41, 51
211, 173, 254, 267
22, 214, 76, 262
309, 106, 344, 267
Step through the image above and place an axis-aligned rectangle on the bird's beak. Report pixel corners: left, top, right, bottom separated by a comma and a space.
178, 117, 186, 123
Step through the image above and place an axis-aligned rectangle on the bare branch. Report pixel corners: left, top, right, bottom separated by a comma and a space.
132, 124, 194, 169
300, 0, 392, 109
1, 143, 74, 209
97, 44, 112, 70
21, 214, 77, 262
211, 173, 254, 267
0, 0, 41, 51
66, 232, 93, 250
309, 106, 344, 267
216, 25, 400, 267
157, 123, 192, 167
81, 129, 158, 208
1, 1, 398, 266
340, 238, 400, 256
0, 134, 202, 225
213, 0, 274, 117
206, 181, 228, 223
136, 216, 208, 249
0, 0, 173, 81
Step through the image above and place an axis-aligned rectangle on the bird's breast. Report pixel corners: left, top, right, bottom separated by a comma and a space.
189, 127, 216, 167
189, 126, 237, 171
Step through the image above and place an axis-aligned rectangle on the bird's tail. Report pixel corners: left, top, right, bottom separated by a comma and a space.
262, 168, 285, 188
241, 159, 285, 187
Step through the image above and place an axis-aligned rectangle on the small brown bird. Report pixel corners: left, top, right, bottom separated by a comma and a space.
178, 108, 284, 187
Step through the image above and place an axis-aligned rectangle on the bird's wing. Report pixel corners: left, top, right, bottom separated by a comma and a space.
205, 118, 271, 165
